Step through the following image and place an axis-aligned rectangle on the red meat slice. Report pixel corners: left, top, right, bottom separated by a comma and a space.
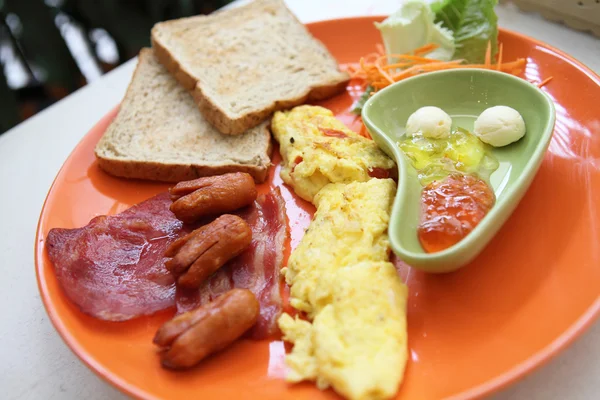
46, 193, 188, 321
176, 188, 288, 339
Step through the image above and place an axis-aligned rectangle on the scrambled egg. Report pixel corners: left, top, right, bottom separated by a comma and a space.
285, 179, 396, 316
279, 262, 408, 400
271, 105, 396, 202
278, 179, 409, 400
273, 105, 408, 400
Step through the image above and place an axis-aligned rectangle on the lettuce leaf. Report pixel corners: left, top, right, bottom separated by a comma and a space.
431, 0, 498, 63
375, 0, 455, 61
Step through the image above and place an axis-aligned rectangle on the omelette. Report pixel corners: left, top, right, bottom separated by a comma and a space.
274, 105, 408, 400
279, 261, 408, 400
271, 105, 396, 202
284, 179, 396, 317
279, 180, 408, 400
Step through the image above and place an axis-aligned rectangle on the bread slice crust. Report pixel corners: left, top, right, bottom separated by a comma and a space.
95, 48, 272, 183
151, 0, 350, 135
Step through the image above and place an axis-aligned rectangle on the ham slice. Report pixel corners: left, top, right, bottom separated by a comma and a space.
176, 188, 288, 339
46, 188, 288, 336
46, 193, 188, 321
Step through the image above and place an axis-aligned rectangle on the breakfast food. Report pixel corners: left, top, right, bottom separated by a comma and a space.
271, 105, 407, 399
165, 215, 252, 289
52, 0, 413, 391
474, 105, 526, 147
151, 0, 350, 135
278, 179, 408, 400
45, 185, 287, 328
271, 105, 396, 202
41, 0, 560, 394
94, 49, 272, 183
279, 262, 408, 400
406, 106, 452, 139
283, 179, 397, 315
398, 106, 501, 252
349, 0, 550, 118
375, 0, 455, 61
169, 172, 258, 223
45, 193, 186, 321
419, 174, 495, 252
176, 188, 288, 339
398, 124, 499, 186
154, 289, 259, 369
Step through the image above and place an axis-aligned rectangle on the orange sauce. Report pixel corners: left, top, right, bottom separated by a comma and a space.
418, 174, 495, 253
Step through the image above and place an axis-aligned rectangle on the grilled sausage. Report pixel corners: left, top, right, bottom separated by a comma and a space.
170, 173, 257, 223
154, 288, 259, 369
165, 214, 252, 288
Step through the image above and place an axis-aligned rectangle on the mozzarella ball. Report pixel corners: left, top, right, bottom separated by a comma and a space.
474, 106, 526, 147
406, 106, 452, 139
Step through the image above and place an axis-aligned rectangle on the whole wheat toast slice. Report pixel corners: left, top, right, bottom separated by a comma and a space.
95, 49, 272, 183
151, 0, 350, 135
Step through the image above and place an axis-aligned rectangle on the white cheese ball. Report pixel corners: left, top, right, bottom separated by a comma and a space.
406, 106, 452, 139
474, 106, 526, 147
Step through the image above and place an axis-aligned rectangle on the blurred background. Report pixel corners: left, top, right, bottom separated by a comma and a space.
0, 0, 233, 134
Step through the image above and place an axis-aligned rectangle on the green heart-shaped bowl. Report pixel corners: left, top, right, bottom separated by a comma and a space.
362, 69, 556, 272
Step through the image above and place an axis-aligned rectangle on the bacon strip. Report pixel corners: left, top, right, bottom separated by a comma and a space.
176, 188, 288, 339
46, 193, 189, 321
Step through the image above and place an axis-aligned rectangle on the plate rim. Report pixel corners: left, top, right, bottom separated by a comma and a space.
34, 16, 600, 400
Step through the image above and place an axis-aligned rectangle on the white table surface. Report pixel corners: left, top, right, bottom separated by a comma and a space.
1, 1, 599, 399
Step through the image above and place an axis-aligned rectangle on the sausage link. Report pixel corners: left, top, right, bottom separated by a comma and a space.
155, 288, 259, 369
169, 173, 253, 200
164, 230, 197, 258
153, 289, 237, 347
169, 173, 257, 223
164, 215, 252, 283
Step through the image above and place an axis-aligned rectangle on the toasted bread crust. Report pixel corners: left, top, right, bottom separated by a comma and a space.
94, 48, 273, 183
150, 0, 350, 135
189, 77, 349, 136
95, 149, 272, 183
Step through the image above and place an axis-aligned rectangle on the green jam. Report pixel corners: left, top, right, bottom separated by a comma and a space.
397, 127, 499, 185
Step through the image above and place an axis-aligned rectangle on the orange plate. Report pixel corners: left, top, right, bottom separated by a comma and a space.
35, 17, 600, 400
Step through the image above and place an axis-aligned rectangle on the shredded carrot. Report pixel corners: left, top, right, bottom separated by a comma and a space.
496, 42, 503, 70
347, 41, 538, 94
413, 43, 439, 56
408, 59, 465, 71
374, 57, 394, 85
391, 65, 422, 81
385, 54, 440, 63
364, 52, 380, 63
538, 76, 553, 88
382, 62, 414, 70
